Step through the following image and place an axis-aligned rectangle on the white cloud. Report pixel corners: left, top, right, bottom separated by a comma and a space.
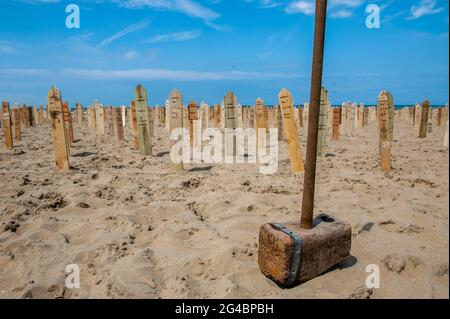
98, 20, 150, 48
406, 0, 444, 20
123, 51, 141, 60
115, 0, 220, 21
285, 1, 315, 15
143, 30, 201, 43
62, 68, 299, 80
285, 0, 365, 18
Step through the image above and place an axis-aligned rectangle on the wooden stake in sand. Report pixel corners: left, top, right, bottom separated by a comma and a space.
13, 106, 21, 141
332, 108, 340, 141
188, 101, 198, 147
278, 88, 305, 173
48, 87, 69, 171
213, 104, 220, 128
443, 120, 449, 149
62, 102, 74, 147
2, 102, 13, 149
378, 91, 391, 171
318, 87, 328, 155
76, 103, 83, 125
95, 102, 105, 135
224, 91, 237, 157
419, 100, 430, 138
114, 107, 124, 141
169, 89, 184, 171
437, 107, 442, 126
88, 105, 95, 129
255, 98, 267, 150
130, 101, 139, 149
134, 84, 152, 156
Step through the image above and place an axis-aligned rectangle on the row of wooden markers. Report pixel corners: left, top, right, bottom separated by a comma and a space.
2, 86, 448, 173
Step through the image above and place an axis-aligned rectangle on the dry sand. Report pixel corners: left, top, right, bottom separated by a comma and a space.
0, 118, 448, 299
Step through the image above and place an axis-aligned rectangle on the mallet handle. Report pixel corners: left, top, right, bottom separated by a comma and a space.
301, 0, 328, 229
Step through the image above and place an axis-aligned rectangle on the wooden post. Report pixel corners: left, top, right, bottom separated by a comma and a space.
378, 91, 391, 171
88, 105, 96, 129
114, 107, 124, 141
77, 103, 83, 125
300, 0, 327, 229
95, 102, 105, 135
2, 102, 13, 149
318, 87, 328, 155
214, 103, 220, 128
188, 101, 197, 148
62, 101, 73, 148
444, 120, 449, 149
419, 100, 430, 138
437, 107, 442, 126
39, 105, 44, 124
134, 84, 152, 156
224, 92, 237, 157
13, 107, 21, 141
130, 101, 139, 149
169, 89, 184, 171
48, 87, 69, 171
332, 108, 340, 141
255, 98, 266, 150
278, 88, 305, 173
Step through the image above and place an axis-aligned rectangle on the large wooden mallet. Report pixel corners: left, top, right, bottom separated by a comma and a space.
257, 0, 352, 287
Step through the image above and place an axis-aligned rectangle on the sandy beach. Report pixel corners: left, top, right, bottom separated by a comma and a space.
0, 114, 448, 299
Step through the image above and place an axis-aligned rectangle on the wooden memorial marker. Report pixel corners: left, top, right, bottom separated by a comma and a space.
2, 102, 13, 149
332, 108, 340, 141
200, 102, 209, 133
278, 88, 305, 173
364, 108, 369, 126
249, 106, 255, 129
378, 91, 391, 171
255, 98, 267, 150
62, 101, 73, 147
130, 101, 139, 149
169, 89, 184, 171
317, 87, 328, 156
427, 119, 432, 134
419, 100, 430, 138
134, 84, 152, 156
387, 93, 394, 141
444, 120, 449, 149
48, 87, 69, 171
22, 107, 30, 128
147, 106, 154, 138
107, 107, 115, 135
88, 105, 96, 129
437, 107, 442, 126
32, 106, 38, 126
40, 105, 45, 124
188, 101, 198, 147
95, 102, 105, 135
259, 1, 351, 287
224, 91, 237, 157
114, 107, 125, 141
213, 103, 220, 128
121, 106, 126, 128
13, 106, 21, 141
76, 103, 83, 125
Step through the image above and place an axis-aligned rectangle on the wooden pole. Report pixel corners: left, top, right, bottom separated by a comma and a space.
278, 89, 305, 173
419, 100, 430, 138
48, 87, 70, 171
300, 0, 327, 230
2, 102, 13, 149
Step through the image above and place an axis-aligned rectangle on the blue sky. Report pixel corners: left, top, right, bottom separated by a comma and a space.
0, 0, 448, 107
